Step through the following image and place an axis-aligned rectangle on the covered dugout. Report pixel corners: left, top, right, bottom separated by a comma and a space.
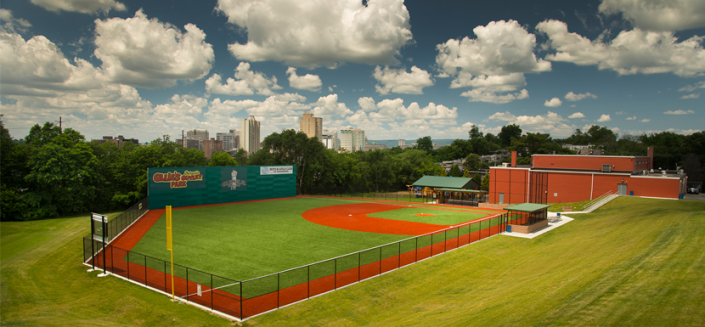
411, 176, 483, 206
504, 203, 550, 234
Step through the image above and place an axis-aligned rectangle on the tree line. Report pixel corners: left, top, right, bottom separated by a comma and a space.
1, 119, 703, 221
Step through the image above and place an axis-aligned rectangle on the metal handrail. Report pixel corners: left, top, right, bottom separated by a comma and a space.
581, 190, 616, 211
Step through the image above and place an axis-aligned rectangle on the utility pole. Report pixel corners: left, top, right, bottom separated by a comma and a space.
182, 130, 185, 148
59, 116, 63, 133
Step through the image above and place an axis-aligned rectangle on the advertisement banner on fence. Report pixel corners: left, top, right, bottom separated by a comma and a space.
149, 168, 206, 191
260, 166, 294, 175
221, 167, 248, 192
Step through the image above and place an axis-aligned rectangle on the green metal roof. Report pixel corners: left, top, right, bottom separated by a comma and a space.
436, 188, 486, 193
504, 203, 550, 212
412, 176, 480, 189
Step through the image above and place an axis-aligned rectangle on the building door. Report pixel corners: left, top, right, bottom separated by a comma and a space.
499, 193, 504, 204
618, 183, 627, 196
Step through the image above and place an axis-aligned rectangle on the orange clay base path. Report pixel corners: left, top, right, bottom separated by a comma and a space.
415, 213, 435, 217
303, 203, 464, 236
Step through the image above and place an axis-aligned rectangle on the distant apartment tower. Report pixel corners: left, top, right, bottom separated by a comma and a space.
203, 138, 224, 159
339, 128, 365, 152
241, 116, 261, 155
300, 112, 322, 139
216, 129, 239, 151
186, 129, 209, 151
399, 139, 406, 147
321, 129, 339, 151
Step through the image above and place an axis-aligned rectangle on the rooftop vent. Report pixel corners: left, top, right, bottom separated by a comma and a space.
602, 164, 611, 173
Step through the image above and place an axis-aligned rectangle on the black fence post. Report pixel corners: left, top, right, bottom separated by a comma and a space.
126, 251, 130, 280
211, 274, 214, 310
186, 268, 189, 302
144, 256, 147, 286
277, 273, 280, 308
164, 261, 167, 292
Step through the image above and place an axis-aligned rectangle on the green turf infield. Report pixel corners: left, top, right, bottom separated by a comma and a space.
367, 207, 488, 225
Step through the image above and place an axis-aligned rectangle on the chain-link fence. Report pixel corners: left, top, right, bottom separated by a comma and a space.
83, 211, 511, 321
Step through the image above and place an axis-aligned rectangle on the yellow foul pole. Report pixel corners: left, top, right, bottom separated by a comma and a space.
166, 205, 174, 300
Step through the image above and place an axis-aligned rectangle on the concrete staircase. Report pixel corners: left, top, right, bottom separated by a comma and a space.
582, 193, 619, 213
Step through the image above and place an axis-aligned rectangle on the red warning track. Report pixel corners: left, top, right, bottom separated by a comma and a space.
302, 202, 473, 235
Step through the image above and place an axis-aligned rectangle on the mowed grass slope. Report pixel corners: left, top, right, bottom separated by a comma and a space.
0, 212, 228, 326
0, 197, 702, 326
250, 197, 705, 326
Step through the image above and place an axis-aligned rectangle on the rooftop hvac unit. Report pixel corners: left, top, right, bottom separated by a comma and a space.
502, 162, 510, 167
602, 164, 611, 173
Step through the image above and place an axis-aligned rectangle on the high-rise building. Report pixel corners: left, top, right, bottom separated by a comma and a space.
230, 129, 240, 150
300, 112, 322, 140
186, 129, 209, 151
216, 131, 237, 151
241, 116, 261, 155
399, 139, 406, 147
203, 138, 224, 159
321, 129, 339, 151
339, 128, 365, 152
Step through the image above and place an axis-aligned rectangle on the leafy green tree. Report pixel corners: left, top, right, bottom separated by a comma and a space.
498, 124, 522, 147
439, 167, 448, 176
449, 164, 462, 177
481, 172, 490, 190
415, 136, 433, 153
462, 168, 471, 178
23, 127, 100, 219
209, 152, 238, 166
233, 148, 249, 166
464, 153, 481, 171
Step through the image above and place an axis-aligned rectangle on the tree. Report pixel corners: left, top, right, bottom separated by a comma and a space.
498, 124, 522, 147
23, 128, 100, 219
469, 124, 483, 139
415, 136, 433, 153
449, 164, 462, 177
481, 172, 490, 190
233, 148, 249, 166
464, 153, 481, 171
209, 152, 238, 166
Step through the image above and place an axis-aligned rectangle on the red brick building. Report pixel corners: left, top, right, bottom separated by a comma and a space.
489, 147, 688, 204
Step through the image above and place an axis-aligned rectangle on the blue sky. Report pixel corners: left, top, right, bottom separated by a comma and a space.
1, 0, 703, 142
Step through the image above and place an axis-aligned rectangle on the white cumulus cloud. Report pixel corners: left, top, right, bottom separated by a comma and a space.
311, 94, 353, 118
597, 114, 612, 122
358, 97, 377, 112
0, 29, 102, 96
536, 19, 705, 77
664, 109, 695, 115
544, 97, 562, 107
599, 0, 705, 31
488, 111, 576, 136
373, 66, 434, 95
678, 81, 705, 92
641, 119, 650, 122
205, 62, 282, 96
565, 91, 597, 101
626, 116, 637, 120
286, 67, 322, 92
435, 20, 550, 103
681, 93, 700, 99
31, 0, 126, 14
568, 112, 585, 118
94, 10, 214, 88
216, 0, 412, 68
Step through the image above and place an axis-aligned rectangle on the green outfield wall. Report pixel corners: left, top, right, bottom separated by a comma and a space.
148, 165, 296, 209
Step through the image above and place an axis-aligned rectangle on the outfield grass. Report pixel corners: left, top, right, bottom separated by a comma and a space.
2, 197, 703, 326
130, 197, 412, 281
367, 207, 487, 225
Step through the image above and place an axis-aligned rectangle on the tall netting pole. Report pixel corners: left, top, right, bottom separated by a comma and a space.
166, 205, 175, 300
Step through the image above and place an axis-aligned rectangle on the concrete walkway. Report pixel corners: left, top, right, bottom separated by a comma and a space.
502, 212, 574, 239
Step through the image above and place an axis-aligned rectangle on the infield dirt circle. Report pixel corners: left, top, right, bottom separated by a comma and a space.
303, 202, 459, 236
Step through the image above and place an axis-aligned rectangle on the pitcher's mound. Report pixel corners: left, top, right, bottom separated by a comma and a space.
415, 213, 435, 217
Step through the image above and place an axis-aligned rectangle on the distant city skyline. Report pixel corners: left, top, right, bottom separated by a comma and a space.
1, 0, 703, 142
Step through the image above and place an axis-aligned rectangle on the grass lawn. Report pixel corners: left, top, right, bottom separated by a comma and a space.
2, 196, 703, 326
367, 207, 487, 225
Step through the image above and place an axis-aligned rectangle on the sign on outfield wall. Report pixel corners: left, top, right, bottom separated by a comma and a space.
150, 168, 206, 191
221, 167, 248, 192
260, 166, 294, 175
148, 165, 296, 209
